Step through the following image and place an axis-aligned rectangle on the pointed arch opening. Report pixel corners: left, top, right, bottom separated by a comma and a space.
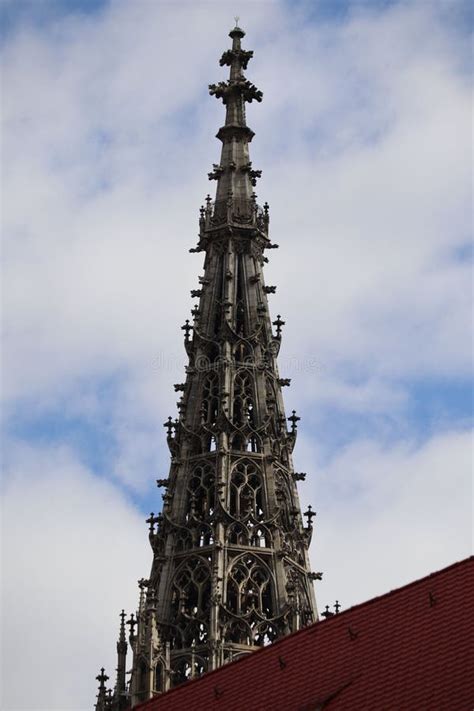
253, 621, 278, 647
227, 522, 249, 546
226, 554, 274, 617
229, 460, 264, 519
171, 655, 207, 688
224, 618, 252, 646
249, 524, 271, 548
235, 255, 247, 336
234, 340, 253, 365
187, 463, 215, 520
175, 528, 193, 552
183, 620, 208, 647
232, 370, 255, 426
201, 372, 219, 427
171, 557, 211, 619
153, 661, 164, 692
137, 659, 148, 696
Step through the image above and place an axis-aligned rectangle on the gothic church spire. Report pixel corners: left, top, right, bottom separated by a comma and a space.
93, 23, 319, 708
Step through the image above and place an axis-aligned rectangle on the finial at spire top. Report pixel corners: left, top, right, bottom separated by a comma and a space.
118, 609, 127, 640
229, 18, 245, 39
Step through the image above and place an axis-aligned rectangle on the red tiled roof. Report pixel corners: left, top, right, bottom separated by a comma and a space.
138, 557, 474, 711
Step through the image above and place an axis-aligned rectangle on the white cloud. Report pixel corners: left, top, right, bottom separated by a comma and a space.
297, 428, 473, 610
2, 0, 471, 410
2, 429, 470, 710
1, 441, 150, 710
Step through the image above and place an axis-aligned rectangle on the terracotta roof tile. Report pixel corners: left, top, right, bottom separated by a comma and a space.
137, 557, 474, 711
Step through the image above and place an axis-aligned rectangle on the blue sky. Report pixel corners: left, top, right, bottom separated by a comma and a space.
1, 1, 472, 708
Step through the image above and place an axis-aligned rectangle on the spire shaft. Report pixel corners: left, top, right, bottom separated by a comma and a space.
209, 24, 262, 211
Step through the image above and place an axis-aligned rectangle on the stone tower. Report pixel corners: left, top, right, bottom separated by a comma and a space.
94, 23, 318, 711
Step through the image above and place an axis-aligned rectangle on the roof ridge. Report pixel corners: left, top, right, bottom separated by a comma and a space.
315, 554, 474, 624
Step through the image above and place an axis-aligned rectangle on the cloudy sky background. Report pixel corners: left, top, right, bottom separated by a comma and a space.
1, 0, 472, 708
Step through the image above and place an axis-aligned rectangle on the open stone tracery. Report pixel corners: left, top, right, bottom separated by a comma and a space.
95, 22, 318, 711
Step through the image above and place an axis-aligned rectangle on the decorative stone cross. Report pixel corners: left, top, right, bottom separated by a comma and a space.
126, 613, 137, 638
273, 314, 285, 338
181, 319, 192, 342
163, 416, 174, 437
96, 667, 109, 687
288, 409, 300, 432
146, 512, 158, 534
303, 505, 316, 528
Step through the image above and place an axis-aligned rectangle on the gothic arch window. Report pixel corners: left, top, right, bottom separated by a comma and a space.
253, 621, 278, 647
153, 662, 163, 692
212, 259, 224, 337
183, 620, 208, 647
226, 554, 274, 617
229, 461, 264, 519
167, 625, 183, 651
175, 528, 193, 552
249, 524, 271, 548
231, 432, 247, 451
187, 463, 215, 519
171, 557, 211, 619
265, 376, 276, 408
200, 433, 217, 453
274, 467, 294, 530
227, 522, 249, 546
137, 659, 148, 695
172, 657, 191, 686
195, 523, 214, 548
201, 373, 219, 426
171, 655, 207, 687
235, 255, 247, 336
224, 619, 252, 645
248, 433, 261, 453
234, 340, 253, 364
233, 371, 254, 426
230, 432, 261, 453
